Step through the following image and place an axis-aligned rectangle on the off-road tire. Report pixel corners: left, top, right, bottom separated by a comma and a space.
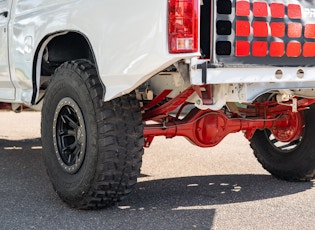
250, 106, 315, 181
41, 59, 144, 209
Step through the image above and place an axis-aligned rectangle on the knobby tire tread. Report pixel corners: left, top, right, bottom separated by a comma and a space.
42, 59, 144, 209
250, 107, 315, 182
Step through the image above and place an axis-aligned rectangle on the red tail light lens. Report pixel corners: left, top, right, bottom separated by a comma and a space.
168, 0, 199, 53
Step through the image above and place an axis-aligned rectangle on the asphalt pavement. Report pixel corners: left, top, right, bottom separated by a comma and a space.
0, 111, 314, 230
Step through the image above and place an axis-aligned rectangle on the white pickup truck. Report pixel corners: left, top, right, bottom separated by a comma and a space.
1, 0, 315, 209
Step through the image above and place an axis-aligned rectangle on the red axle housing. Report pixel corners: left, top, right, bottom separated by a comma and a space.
142, 85, 312, 148
144, 108, 304, 148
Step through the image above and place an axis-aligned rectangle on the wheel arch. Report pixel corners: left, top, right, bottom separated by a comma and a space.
31, 31, 104, 105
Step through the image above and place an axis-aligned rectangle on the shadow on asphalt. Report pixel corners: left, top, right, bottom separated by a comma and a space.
0, 138, 314, 230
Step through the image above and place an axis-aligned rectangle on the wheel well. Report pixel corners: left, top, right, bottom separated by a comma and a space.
32, 32, 97, 104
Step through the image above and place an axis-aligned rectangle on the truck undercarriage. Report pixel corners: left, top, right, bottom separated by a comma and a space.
142, 85, 315, 148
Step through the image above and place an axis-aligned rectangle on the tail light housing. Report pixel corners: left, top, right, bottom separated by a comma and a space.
168, 0, 199, 53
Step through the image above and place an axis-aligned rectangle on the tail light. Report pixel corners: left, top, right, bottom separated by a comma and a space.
168, 0, 199, 53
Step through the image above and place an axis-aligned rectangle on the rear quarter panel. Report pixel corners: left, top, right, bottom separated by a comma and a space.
10, 0, 199, 103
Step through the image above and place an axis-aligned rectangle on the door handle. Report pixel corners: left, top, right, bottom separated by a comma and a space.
0, 11, 8, 18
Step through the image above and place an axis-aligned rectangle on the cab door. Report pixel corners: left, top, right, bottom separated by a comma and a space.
0, 0, 14, 100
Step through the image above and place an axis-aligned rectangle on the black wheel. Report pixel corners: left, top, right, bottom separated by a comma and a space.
41, 59, 144, 209
250, 106, 315, 181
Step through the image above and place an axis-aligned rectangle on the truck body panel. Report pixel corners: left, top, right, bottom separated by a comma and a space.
0, 0, 14, 101
6, 0, 198, 104
2, 0, 315, 106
